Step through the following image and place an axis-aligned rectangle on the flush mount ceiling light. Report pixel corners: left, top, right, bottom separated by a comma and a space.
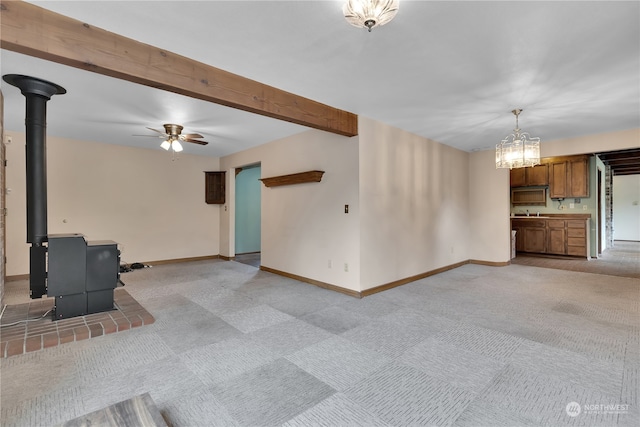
496, 109, 541, 169
343, 0, 399, 32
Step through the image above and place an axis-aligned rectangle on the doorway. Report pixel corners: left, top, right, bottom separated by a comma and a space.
234, 163, 261, 267
597, 167, 603, 255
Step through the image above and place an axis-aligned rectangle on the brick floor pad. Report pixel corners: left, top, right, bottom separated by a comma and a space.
0, 289, 154, 358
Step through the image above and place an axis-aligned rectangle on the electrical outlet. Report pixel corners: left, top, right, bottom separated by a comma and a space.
328, 259, 332, 268
344, 263, 348, 272
5, 135, 12, 145
583, 205, 588, 210
569, 203, 575, 209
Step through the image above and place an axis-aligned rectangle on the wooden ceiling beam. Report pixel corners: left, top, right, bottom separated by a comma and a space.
603, 158, 640, 167
600, 155, 640, 164
597, 149, 640, 162
612, 166, 640, 175
0, 0, 358, 137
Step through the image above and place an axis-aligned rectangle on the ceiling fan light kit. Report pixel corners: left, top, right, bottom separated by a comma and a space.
343, 0, 399, 32
496, 109, 541, 169
171, 139, 183, 152
137, 123, 208, 153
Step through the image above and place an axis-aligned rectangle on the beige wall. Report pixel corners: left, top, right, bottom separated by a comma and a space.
468, 149, 512, 263
541, 128, 639, 157
358, 117, 471, 290
5, 132, 220, 276
220, 129, 361, 292
221, 119, 474, 293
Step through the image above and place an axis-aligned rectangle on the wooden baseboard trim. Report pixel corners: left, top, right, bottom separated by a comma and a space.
219, 255, 234, 261
144, 255, 220, 266
259, 265, 362, 299
6, 274, 29, 282
360, 260, 470, 297
469, 259, 510, 267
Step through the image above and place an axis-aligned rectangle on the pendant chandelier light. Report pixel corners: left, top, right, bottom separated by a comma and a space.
343, 0, 399, 32
496, 109, 541, 169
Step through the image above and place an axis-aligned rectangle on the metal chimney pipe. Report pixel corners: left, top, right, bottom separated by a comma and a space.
3, 74, 66, 298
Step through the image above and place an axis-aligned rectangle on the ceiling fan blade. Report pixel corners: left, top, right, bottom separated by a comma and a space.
183, 137, 208, 145
146, 127, 167, 134
133, 134, 165, 138
182, 133, 204, 139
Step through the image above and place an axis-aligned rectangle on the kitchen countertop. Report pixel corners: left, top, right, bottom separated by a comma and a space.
510, 213, 591, 220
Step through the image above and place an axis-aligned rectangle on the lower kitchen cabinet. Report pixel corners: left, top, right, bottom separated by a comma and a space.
523, 226, 546, 253
547, 220, 566, 255
512, 216, 590, 258
567, 220, 588, 256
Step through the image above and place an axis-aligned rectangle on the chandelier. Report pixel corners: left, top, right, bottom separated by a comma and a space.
496, 109, 541, 169
343, 0, 399, 32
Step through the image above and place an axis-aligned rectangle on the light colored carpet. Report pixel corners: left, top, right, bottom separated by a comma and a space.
1, 259, 638, 426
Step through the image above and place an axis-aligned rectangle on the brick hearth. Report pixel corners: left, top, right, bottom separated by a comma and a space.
0, 289, 154, 358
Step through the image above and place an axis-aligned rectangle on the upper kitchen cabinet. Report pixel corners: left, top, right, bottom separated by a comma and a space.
526, 164, 549, 186
510, 164, 549, 187
549, 155, 589, 199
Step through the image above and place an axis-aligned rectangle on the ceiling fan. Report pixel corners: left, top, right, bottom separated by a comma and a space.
138, 124, 208, 152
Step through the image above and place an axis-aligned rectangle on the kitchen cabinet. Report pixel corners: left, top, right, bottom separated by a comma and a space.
509, 164, 548, 187
511, 188, 546, 206
567, 157, 589, 197
547, 220, 566, 254
205, 171, 225, 204
512, 219, 547, 253
523, 226, 546, 253
511, 216, 590, 258
549, 156, 589, 199
567, 220, 588, 256
549, 162, 567, 198
510, 168, 526, 187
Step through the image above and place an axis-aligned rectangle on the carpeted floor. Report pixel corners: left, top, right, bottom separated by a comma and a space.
512, 240, 640, 279
1, 257, 638, 426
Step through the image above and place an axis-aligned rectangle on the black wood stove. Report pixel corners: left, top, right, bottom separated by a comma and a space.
3, 74, 120, 320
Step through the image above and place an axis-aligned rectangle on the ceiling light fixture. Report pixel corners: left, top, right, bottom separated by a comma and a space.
343, 0, 399, 32
172, 139, 183, 153
160, 136, 183, 152
496, 109, 541, 169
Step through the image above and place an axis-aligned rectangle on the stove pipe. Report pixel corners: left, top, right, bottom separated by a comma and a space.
3, 74, 66, 298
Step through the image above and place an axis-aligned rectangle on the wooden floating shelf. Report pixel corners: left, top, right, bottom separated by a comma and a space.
260, 170, 325, 188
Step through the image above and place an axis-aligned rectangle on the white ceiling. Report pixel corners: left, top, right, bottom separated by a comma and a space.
1, 0, 639, 157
